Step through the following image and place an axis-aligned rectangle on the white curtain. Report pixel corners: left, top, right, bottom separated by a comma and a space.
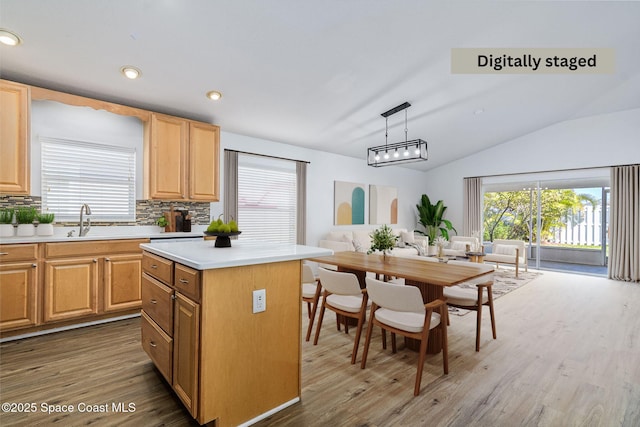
296, 161, 307, 244
223, 149, 238, 224
608, 164, 640, 282
463, 177, 482, 237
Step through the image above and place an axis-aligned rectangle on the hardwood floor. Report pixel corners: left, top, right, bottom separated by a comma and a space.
1, 270, 639, 426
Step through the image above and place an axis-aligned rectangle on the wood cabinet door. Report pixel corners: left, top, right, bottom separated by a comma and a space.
173, 293, 200, 419
0, 80, 30, 195
104, 253, 143, 312
44, 258, 99, 322
188, 121, 220, 201
0, 262, 38, 330
148, 113, 187, 199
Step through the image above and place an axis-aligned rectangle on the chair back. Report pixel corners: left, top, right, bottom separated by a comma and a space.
302, 264, 315, 284
318, 268, 362, 296
365, 277, 425, 313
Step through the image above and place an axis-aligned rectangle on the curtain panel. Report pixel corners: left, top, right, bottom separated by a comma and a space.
608, 164, 640, 282
463, 177, 483, 237
223, 149, 239, 225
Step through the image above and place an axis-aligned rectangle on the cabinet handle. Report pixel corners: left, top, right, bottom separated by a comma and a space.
32, 263, 37, 268
151, 264, 158, 269
0, 252, 8, 256
93, 259, 98, 263
179, 278, 189, 284
150, 299, 157, 304
105, 258, 110, 262
149, 341, 157, 348
171, 294, 177, 300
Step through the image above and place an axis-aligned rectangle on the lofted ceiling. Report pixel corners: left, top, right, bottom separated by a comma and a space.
1, 1, 639, 171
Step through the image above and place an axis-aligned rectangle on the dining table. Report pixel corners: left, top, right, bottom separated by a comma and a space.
308, 251, 494, 353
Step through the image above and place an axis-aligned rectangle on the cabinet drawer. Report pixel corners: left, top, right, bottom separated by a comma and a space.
0, 244, 38, 262
45, 239, 148, 258
174, 264, 200, 302
141, 311, 173, 384
142, 252, 173, 285
142, 273, 174, 335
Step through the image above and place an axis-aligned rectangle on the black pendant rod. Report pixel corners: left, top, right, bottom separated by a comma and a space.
381, 102, 411, 118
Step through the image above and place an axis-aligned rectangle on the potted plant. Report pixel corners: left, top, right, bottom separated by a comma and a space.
415, 194, 457, 252
367, 224, 399, 260
37, 212, 55, 236
15, 207, 37, 237
0, 208, 15, 237
156, 216, 169, 232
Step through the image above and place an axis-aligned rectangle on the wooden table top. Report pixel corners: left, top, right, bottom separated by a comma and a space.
309, 251, 492, 287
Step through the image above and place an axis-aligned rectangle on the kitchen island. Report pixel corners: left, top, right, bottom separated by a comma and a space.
139, 239, 331, 427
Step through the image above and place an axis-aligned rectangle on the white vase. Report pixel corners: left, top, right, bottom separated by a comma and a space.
0, 224, 15, 237
37, 223, 54, 236
427, 245, 438, 256
17, 223, 35, 237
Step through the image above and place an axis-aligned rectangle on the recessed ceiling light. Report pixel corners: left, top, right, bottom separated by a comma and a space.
0, 29, 22, 46
206, 90, 222, 101
474, 108, 485, 115
120, 66, 141, 79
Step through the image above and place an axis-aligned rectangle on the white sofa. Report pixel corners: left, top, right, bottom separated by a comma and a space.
483, 239, 528, 277
318, 227, 428, 257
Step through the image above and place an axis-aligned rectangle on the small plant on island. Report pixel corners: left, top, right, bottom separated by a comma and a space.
367, 224, 399, 255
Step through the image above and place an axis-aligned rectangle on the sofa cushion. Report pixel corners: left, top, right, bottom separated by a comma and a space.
494, 244, 519, 256
400, 231, 415, 245
450, 241, 468, 251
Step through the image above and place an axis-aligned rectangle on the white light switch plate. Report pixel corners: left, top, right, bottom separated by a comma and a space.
253, 289, 266, 313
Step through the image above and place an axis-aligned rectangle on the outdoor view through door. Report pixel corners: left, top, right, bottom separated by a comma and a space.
483, 182, 609, 276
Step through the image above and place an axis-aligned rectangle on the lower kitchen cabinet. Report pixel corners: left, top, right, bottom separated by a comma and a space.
43, 257, 99, 322
104, 253, 143, 312
0, 243, 39, 331
173, 292, 200, 418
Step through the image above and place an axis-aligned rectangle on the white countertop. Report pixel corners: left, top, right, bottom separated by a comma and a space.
140, 239, 333, 270
0, 225, 207, 244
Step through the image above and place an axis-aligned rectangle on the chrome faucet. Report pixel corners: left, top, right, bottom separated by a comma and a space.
79, 203, 92, 236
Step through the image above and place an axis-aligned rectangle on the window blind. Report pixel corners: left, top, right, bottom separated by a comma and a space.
237, 154, 297, 243
41, 137, 136, 222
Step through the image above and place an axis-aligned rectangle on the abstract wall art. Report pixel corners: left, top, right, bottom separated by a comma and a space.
369, 184, 398, 224
334, 181, 365, 225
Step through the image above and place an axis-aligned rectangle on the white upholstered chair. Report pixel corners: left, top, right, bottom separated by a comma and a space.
302, 264, 322, 342
443, 235, 481, 257
483, 239, 528, 277
444, 260, 496, 351
361, 277, 449, 396
314, 268, 369, 365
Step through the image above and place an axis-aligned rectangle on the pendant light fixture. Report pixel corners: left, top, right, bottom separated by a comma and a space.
367, 102, 428, 167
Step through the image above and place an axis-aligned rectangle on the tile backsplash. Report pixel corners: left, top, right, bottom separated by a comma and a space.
0, 195, 210, 226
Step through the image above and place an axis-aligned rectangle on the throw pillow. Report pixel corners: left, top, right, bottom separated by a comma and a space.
401, 231, 415, 245
352, 239, 364, 253
494, 244, 518, 256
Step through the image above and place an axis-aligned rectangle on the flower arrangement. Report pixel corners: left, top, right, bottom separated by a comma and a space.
434, 236, 448, 258
367, 224, 399, 256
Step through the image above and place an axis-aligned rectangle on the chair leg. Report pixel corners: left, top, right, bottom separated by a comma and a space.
306, 301, 311, 318
313, 295, 328, 345
350, 296, 368, 364
487, 286, 497, 340
381, 329, 387, 350
414, 313, 432, 396
440, 305, 449, 375
305, 285, 322, 342
391, 333, 397, 353
445, 306, 450, 326
336, 313, 341, 331
360, 309, 377, 369
475, 299, 483, 352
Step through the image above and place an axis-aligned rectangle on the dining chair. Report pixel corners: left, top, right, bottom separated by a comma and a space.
302, 264, 322, 342
361, 277, 449, 396
444, 260, 496, 351
314, 268, 369, 364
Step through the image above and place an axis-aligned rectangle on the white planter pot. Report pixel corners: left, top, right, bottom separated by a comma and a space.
16, 224, 35, 237
427, 245, 438, 256
0, 224, 15, 237
37, 223, 54, 236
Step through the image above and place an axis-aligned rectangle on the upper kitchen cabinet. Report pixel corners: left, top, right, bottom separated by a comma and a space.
0, 80, 30, 195
146, 113, 219, 201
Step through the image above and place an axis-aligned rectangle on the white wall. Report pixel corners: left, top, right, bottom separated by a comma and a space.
214, 132, 429, 246
421, 108, 640, 230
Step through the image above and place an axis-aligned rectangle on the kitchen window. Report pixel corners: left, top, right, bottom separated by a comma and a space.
41, 137, 136, 222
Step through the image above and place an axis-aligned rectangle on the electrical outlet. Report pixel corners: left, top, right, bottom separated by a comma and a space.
253, 289, 266, 313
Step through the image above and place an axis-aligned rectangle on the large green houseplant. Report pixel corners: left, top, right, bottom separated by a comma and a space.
415, 194, 456, 244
